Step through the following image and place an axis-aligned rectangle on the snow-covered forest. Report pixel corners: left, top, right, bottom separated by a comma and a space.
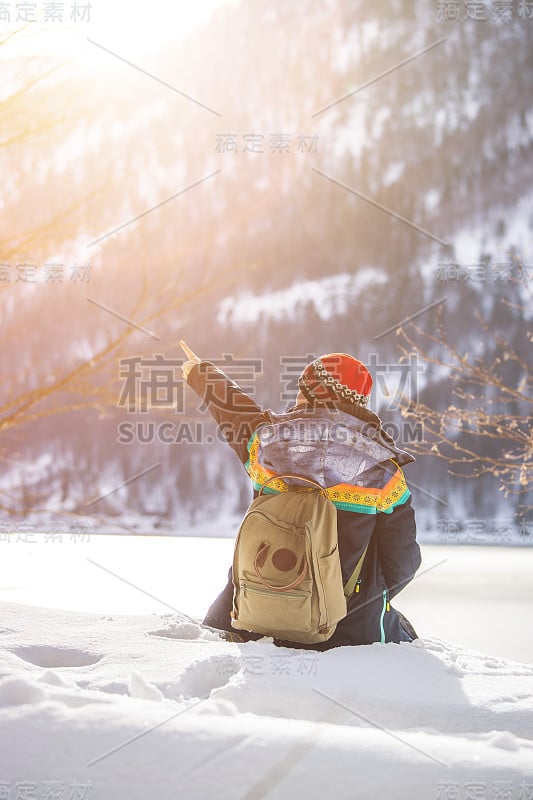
1, 0, 531, 537
1, 2, 533, 798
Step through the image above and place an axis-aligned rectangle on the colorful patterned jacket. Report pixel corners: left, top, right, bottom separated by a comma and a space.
187, 360, 421, 648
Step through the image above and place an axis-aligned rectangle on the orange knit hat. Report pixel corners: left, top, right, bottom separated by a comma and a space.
298, 353, 373, 407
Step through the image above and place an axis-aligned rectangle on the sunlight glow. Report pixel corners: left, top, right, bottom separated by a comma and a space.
0, 0, 233, 75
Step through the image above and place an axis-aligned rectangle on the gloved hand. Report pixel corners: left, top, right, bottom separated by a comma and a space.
179, 340, 202, 380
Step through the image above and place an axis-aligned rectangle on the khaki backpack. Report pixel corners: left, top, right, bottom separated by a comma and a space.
230, 473, 368, 643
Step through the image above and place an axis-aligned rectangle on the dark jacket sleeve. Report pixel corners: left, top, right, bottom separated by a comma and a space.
374, 495, 421, 600
187, 360, 269, 464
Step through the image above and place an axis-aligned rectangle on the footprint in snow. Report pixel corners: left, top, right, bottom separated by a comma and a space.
171, 654, 241, 700
9, 645, 103, 668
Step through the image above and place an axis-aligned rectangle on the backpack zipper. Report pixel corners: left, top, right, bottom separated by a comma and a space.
241, 582, 308, 599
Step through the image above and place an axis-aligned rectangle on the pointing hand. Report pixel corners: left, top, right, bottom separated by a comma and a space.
179, 340, 201, 380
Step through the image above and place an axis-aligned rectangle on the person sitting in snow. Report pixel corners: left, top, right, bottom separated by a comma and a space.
180, 341, 421, 650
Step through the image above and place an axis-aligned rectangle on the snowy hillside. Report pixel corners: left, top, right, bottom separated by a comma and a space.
2, 0, 531, 533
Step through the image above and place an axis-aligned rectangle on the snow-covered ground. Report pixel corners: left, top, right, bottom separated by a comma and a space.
1, 538, 532, 799
1, 536, 531, 662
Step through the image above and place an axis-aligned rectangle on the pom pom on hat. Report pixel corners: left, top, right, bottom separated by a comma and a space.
298, 353, 373, 407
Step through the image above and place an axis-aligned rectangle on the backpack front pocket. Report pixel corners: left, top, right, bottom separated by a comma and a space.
233, 577, 313, 634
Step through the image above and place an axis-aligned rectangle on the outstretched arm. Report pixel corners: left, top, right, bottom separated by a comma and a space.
180, 340, 269, 464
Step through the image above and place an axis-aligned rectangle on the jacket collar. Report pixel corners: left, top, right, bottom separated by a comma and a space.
266, 401, 415, 467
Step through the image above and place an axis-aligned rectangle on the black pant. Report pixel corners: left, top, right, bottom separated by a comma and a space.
203, 568, 419, 649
